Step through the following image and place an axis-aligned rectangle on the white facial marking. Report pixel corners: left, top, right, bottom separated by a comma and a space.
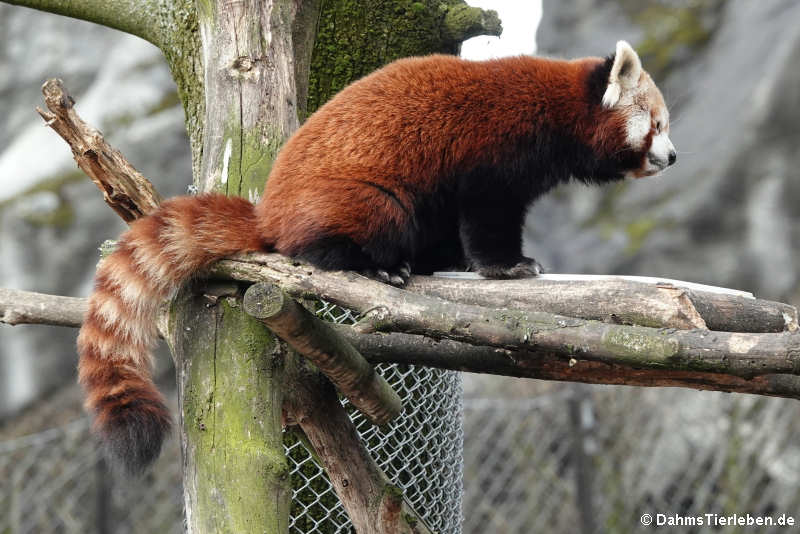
650, 132, 674, 161
641, 131, 675, 175
626, 113, 650, 149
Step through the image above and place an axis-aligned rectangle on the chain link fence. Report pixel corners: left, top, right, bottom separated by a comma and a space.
462, 386, 800, 534
3, 383, 800, 533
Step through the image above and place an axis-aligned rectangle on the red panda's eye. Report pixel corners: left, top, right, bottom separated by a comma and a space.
654, 120, 662, 133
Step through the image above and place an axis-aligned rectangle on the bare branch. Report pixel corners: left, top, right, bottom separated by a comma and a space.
37, 79, 162, 223
215, 254, 796, 334
405, 276, 797, 333
0, 288, 86, 328
337, 328, 800, 400
3, 0, 165, 48
242, 282, 402, 425
284, 363, 433, 534
212, 253, 800, 379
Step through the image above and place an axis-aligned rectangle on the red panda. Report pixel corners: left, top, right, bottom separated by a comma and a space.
77, 40, 675, 474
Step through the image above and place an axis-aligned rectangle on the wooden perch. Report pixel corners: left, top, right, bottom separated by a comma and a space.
4, 286, 800, 399
405, 277, 797, 333
210, 254, 800, 374
36, 78, 162, 222
284, 363, 433, 534
242, 282, 402, 425
336, 328, 800, 399
214, 254, 796, 334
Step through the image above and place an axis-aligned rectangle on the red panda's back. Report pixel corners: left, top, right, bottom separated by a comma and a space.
256, 54, 587, 252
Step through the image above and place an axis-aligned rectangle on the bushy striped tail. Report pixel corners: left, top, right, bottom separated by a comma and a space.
78, 194, 264, 474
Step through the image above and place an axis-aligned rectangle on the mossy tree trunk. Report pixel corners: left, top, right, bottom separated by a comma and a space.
305, 0, 500, 114
168, 2, 320, 533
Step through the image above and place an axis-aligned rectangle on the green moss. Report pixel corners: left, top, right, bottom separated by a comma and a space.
306, 0, 500, 112
442, 4, 501, 43
180, 294, 289, 533
601, 326, 680, 367
159, 0, 205, 177
213, 114, 283, 199
624, 218, 657, 255
238, 128, 283, 199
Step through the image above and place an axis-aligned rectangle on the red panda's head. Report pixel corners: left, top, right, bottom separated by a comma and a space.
592, 41, 676, 179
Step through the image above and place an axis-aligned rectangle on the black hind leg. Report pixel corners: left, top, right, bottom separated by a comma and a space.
294, 236, 373, 271
293, 236, 411, 286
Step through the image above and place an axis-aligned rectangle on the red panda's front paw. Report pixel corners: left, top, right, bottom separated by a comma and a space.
477, 257, 544, 279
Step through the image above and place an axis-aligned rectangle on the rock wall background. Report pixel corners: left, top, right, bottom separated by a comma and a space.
531, 0, 800, 302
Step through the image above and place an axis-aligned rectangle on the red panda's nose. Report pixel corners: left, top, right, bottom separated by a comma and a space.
668, 150, 677, 166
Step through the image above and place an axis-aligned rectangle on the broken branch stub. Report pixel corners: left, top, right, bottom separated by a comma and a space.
37, 78, 162, 223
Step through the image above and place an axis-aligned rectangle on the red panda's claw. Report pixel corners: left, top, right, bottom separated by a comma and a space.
363, 262, 411, 287
398, 261, 412, 280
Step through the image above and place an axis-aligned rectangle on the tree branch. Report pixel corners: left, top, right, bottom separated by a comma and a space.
443, 5, 502, 44
336, 328, 800, 399
284, 362, 433, 534
242, 282, 402, 425
214, 254, 795, 334
35, 79, 162, 223
5, 282, 800, 399
0, 288, 86, 328
3, 0, 164, 47
209, 254, 800, 378
404, 276, 797, 333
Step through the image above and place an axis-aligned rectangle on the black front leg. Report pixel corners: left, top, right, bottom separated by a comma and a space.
458, 188, 543, 279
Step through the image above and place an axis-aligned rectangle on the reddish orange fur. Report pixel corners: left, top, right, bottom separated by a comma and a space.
258, 55, 638, 256
78, 195, 261, 474
78, 52, 668, 473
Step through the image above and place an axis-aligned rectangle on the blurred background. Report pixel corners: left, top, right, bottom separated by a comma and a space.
2, 0, 800, 532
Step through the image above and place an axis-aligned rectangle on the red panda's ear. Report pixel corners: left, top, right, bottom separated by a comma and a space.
602, 40, 643, 108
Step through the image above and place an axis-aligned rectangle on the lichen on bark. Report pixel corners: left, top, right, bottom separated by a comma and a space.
173, 290, 290, 534
306, 0, 500, 114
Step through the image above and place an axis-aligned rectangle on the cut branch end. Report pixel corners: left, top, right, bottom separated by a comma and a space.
244, 282, 403, 425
